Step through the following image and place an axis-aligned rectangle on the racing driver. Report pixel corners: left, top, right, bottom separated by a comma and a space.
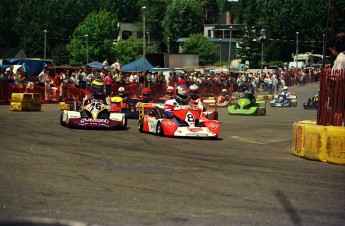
164, 85, 193, 118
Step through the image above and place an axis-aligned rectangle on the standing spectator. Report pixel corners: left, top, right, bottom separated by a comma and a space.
138, 73, 145, 95
111, 58, 121, 72
78, 68, 87, 89
37, 68, 46, 87
272, 75, 279, 95
86, 69, 96, 89
69, 72, 78, 87
331, 32, 345, 70
59, 70, 69, 101
330, 32, 345, 125
103, 59, 109, 69
104, 71, 114, 97
129, 72, 138, 86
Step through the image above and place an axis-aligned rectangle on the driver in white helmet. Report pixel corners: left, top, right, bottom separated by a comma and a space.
164, 85, 193, 118
280, 86, 291, 97
117, 86, 128, 102
220, 88, 229, 100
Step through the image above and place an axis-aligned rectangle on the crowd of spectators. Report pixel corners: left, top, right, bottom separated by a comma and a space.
0, 58, 321, 102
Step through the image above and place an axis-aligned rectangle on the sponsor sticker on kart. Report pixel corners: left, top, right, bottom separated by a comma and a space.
207, 122, 219, 130
80, 118, 110, 126
188, 127, 202, 132
163, 120, 175, 128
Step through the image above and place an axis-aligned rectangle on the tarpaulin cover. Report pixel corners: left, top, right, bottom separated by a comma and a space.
2, 58, 47, 76
121, 56, 154, 72
87, 61, 103, 69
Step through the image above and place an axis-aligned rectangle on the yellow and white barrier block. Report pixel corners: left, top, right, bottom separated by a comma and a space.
291, 120, 345, 165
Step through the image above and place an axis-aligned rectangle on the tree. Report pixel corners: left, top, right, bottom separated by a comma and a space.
162, 0, 203, 53
113, 36, 144, 65
182, 34, 218, 66
67, 10, 117, 65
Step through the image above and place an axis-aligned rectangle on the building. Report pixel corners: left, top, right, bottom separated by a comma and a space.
116, 22, 138, 42
0, 48, 27, 59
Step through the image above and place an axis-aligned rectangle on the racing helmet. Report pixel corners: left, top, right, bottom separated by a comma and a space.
283, 86, 288, 91
118, 87, 125, 95
142, 87, 152, 98
221, 88, 227, 95
166, 86, 174, 98
189, 84, 199, 100
91, 79, 105, 95
176, 85, 189, 104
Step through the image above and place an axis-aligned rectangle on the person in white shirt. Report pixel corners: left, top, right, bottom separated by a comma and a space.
331, 32, 345, 70
37, 68, 46, 87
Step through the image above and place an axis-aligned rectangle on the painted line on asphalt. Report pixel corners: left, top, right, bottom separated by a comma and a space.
230, 136, 266, 144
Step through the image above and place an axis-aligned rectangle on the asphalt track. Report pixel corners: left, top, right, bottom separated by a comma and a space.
0, 82, 344, 226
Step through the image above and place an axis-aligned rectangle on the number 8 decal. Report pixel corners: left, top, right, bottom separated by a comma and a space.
186, 111, 194, 122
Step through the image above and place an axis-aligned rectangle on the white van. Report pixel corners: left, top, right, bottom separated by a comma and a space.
289, 61, 305, 69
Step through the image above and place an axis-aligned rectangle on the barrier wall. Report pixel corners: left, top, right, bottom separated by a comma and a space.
291, 120, 345, 165
1, 81, 233, 104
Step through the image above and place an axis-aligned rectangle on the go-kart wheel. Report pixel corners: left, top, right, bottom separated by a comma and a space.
261, 108, 266, 116
138, 119, 144, 132
156, 122, 164, 136
213, 111, 219, 120
60, 112, 66, 126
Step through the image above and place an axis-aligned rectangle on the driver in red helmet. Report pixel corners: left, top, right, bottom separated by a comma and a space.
189, 84, 204, 111
138, 87, 154, 103
164, 86, 175, 101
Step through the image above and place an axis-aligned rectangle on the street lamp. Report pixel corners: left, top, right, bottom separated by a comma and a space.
147, 31, 150, 47
167, 37, 170, 53
228, 26, 233, 68
142, 6, 146, 73
43, 30, 48, 59
219, 38, 222, 66
296, 31, 298, 69
260, 29, 266, 75
84, 34, 89, 64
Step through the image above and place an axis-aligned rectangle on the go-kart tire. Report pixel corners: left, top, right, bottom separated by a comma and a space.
138, 119, 144, 133
261, 108, 266, 116
156, 122, 164, 136
60, 112, 66, 126
213, 111, 219, 120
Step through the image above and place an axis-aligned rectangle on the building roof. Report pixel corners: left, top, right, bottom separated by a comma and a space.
0, 48, 27, 59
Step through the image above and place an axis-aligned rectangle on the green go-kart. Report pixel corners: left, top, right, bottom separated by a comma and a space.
228, 93, 266, 116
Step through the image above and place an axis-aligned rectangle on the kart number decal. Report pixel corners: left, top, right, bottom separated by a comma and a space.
186, 111, 194, 122
89, 102, 103, 111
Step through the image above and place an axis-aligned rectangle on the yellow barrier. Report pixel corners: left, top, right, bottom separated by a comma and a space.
59, 102, 71, 111
326, 126, 345, 165
257, 94, 273, 100
303, 125, 327, 162
291, 121, 345, 165
11, 93, 32, 103
10, 102, 32, 111
10, 93, 42, 111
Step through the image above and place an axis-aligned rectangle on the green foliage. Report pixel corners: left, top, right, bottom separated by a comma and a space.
1, 0, 345, 68
113, 36, 144, 65
182, 34, 218, 66
162, 0, 203, 53
67, 10, 117, 65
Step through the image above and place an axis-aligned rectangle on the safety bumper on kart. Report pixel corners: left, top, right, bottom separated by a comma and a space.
172, 126, 218, 138
270, 101, 297, 107
66, 118, 123, 129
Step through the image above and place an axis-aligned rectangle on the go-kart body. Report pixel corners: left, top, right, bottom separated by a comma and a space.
270, 92, 297, 107
60, 98, 127, 129
303, 95, 318, 110
228, 96, 266, 116
138, 103, 220, 138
